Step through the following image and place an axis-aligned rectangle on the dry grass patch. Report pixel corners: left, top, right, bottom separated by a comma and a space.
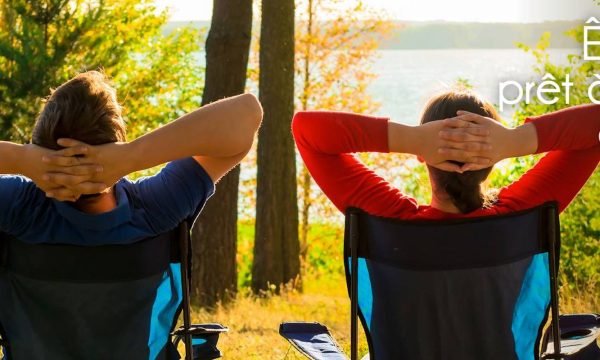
192, 275, 369, 359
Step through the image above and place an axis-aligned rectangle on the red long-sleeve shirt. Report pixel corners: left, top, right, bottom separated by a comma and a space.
293, 104, 600, 219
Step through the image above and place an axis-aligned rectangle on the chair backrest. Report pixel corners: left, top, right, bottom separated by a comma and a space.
344, 202, 562, 360
0, 223, 191, 360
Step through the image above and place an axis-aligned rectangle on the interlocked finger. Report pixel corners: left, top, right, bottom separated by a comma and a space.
56, 138, 90, 149
465, 156, 491, 166
440, 129, 489, 142
434, 161, 464, 173
442, 141, 491, 152
42, 154, 96, 167
46, 187, 79, 202
71, 182, 108, 195
55, 146, 89, 157
442, 118, 475, 129
455, 111, 490, 124
438, 148, 492, 165
49, 164, 103, 176
44, 173, 91, 187
463, 126, 490, 137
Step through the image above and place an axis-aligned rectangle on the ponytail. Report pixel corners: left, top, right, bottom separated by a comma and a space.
431, 167, 496, 213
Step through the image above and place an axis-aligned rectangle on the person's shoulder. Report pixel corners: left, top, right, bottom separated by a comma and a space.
125, 158, 215, 199
0, 174, 38, 194
0, 175, 45, 210
166, 157, 214, 184
0, 174, 34, 183
120, 159, 215, 234
136, 158, 214, 189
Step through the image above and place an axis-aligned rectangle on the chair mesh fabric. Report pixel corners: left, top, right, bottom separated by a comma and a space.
344, 203, 559, 360
0, 229, 182, 360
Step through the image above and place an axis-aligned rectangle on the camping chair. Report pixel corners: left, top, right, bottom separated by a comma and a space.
280, 201, 600, 360
0, 222, 227, 360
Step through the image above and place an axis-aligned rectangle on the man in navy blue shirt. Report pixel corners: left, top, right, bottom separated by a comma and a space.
0, 71, 261, 359
0, 71, 262, 245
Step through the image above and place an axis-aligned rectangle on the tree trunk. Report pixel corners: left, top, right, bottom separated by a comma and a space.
252, 0, 300, 293
191, 0, 252, 308
299, 0, 315, 264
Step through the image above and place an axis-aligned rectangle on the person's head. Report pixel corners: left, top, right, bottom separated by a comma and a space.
32, 70, 126, 150
32, 70, 126, 205
420, 90, 498, 213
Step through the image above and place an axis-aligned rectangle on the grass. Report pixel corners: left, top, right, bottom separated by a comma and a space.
192, 273, 369, 359
559, 278, 600, 314
199, 221, 368, 358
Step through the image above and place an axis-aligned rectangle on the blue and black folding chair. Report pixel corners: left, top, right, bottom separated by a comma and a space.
280, 202, 600, 360
0, 222, 227, 360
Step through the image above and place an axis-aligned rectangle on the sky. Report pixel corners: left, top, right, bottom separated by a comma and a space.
155, 0, 600, 23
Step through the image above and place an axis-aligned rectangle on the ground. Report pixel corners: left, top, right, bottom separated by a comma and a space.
193, 274, 369, 359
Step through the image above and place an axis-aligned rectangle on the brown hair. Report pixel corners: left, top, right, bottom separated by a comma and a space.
420, 90, 498, 213
32, 71, 126, 150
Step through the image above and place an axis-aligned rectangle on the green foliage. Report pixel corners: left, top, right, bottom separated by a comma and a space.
238, 221, 345, 289
237, 221, 255, 289
114, 26, 205, 140
559, 172, 600, 293
0, 0, 204, 142
455, 77, 474, 90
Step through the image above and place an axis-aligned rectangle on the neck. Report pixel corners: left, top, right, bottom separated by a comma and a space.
73, 188, 118, 214
430, 191, 461, 214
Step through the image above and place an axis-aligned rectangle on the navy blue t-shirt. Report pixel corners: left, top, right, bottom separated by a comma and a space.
0, 157, 215, 245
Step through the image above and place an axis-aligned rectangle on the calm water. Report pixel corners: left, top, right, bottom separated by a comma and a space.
368, 49, 575, 124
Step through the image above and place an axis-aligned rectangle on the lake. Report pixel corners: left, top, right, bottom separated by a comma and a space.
368, 48, 576, 124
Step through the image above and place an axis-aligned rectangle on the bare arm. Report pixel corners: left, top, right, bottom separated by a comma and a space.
0, 142, 23, 174
0, 141, 103, 201
126, 93, 262, 181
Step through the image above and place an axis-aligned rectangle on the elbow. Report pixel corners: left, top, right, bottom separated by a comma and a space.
291, 111, 309, 140
239, 93, 262, 152
292, 111, 318, 147
242, 93, 263, 131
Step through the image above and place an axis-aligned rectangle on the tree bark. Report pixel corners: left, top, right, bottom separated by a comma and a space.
252, 0, 300, 293
299, 0, 315, 264
192, 0, 252, 308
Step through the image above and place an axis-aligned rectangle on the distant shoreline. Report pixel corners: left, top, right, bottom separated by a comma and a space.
164, 20, 581, 49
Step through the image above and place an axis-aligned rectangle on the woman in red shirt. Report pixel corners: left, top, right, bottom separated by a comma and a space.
293, 90, 600, 219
